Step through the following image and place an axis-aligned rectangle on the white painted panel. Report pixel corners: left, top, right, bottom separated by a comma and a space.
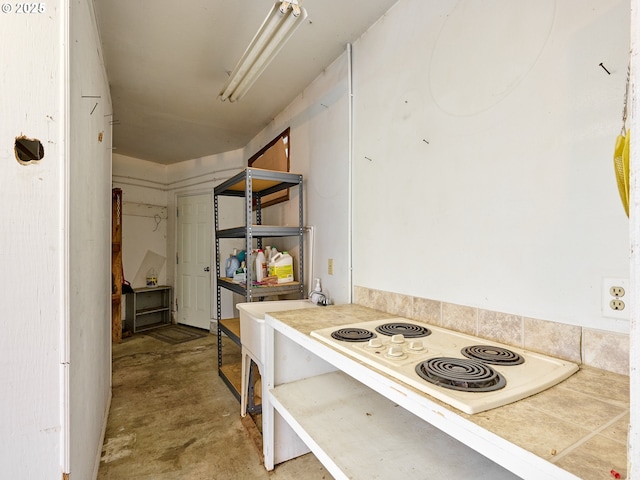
69, 1, 113, 478
0, 2, 65, 477
181, 274, 193, 309
182, 224, 193, 264
352, 0, 631, 333
197, 275, 208, 311
197, 221, 208, 264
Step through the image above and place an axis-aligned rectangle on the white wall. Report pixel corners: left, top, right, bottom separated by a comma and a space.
0, 4, 65, 477
0, 0, 112, 478
627, 0, 639, 472
113, 154, 169, 288
244, 57, 353, 305
70, 1, 114, 477
352, 0, 630, 333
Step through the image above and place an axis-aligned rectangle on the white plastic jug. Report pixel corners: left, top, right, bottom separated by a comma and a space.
270, 251, 293, 284
247, 250, 257, 281
255, 249, 267, 282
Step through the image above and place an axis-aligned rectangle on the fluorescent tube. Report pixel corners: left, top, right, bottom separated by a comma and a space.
219, 1, 308, 102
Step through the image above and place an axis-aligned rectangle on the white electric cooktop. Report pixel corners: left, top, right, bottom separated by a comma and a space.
311, 318, 579, 414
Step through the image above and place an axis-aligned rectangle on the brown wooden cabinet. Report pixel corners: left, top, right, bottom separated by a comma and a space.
112, 188, 123, 343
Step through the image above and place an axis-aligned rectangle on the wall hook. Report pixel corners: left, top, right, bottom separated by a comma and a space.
599, 62, 611, 75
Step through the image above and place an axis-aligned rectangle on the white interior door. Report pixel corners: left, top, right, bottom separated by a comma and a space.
177, 193, 212, 329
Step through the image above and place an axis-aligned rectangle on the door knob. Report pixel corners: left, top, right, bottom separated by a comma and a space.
204, 267, 210, 272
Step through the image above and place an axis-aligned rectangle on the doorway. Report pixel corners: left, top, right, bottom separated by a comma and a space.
176, 192, 213, 330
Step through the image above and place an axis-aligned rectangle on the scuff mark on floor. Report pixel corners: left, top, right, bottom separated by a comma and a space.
101, 433, 136, 463
158, 437, 197, 465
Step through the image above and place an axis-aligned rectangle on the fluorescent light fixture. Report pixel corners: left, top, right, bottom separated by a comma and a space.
219, 1, 308, 102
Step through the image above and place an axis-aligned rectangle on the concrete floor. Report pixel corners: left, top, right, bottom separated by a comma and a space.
98, 327, 331, 479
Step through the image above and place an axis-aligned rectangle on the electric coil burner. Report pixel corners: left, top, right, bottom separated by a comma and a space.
461, 345, 524, 366
310, 317, 579, 414
416, 357, 506, 392
375, 322, 431, 338
331, 328, 375, 342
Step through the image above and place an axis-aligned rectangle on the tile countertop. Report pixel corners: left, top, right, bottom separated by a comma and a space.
267, 304, 629, 480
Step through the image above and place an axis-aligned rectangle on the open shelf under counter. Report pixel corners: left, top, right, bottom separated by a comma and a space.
269, 370, 518, 480
262, 306, 582, 480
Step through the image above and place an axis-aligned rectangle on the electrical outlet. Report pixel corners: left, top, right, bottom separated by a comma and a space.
328, 258, 334, 275
610, 286, 626, 297
602, 278, 629, 320
610, 299, 626, 311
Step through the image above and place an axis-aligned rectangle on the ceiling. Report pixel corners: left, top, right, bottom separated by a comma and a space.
94, 0, 399, 164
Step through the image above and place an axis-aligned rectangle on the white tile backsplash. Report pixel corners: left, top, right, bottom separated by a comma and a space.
354, 286, 629, 376
582, 328, 629, 376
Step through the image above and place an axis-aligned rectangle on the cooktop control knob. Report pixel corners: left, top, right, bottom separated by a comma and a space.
387, 345, 404, 357
408, 340, 425, 351
391, 334, 405, 344
367, 338, 383, 348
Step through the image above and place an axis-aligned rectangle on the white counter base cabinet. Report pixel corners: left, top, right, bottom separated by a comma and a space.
263, 315, 580, 480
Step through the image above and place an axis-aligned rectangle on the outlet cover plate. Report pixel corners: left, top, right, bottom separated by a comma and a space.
602, 278, 629, 320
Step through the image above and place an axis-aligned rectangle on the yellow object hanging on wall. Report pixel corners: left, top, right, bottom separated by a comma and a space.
613, 129, 630, 217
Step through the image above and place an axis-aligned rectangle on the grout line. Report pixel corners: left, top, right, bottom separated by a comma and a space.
474, 307, 479, 335
549, 409, 629, 462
